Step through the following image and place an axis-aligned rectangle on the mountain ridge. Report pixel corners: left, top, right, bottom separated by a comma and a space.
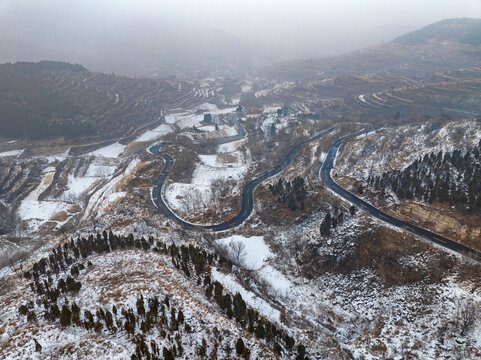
262, 18, 481, 81
394, 18, 481, 46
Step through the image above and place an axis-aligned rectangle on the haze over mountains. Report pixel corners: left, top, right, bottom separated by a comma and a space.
0, 21, 433, 78
2, 18, 481, 141
2, 0, 481, 78
265, 18, 481, 80
2, 18, 481, 80
0, 24, 268, 78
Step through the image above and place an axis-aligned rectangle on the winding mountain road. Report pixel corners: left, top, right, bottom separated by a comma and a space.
150, 111, 481, 261
320, 125, 481, 262
149, 111, 337, 231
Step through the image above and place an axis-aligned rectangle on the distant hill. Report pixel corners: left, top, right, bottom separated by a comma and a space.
0, 61, 200, 140
0, 61, 87, 75
394, 18, 481, 46
0, 22, 274, 78
262, 18, 481, 81
0, 62, 90, 139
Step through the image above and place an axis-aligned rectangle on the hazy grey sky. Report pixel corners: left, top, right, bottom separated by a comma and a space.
1, 0, 481, 74
142, 0, 481, 39
2, 0, 481, 46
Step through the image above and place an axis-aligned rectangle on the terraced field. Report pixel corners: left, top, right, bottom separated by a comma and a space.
327, 71, 481, 119
0, 159, 43, 234
0, 61, 220, 141
252, 66, 481, 124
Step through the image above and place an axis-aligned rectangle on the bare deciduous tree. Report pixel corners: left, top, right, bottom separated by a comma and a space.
210, 178, 236, 204
229, 241, 247, 266
181, 188, 206, 214
457, 299, 477, 336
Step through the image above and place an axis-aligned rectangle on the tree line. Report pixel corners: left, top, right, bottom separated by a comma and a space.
269, 176, 307, 212
19, 230, 309, 359
367, 141, 481, 215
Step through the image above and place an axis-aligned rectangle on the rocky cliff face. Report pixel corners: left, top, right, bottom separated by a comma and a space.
390, 201, 481, 250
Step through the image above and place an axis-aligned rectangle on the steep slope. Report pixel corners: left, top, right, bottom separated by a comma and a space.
0, 232, 308, 359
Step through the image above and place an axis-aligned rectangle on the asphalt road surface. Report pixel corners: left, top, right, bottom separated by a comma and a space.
320, 125, 481, 262
149, 112, 337, 231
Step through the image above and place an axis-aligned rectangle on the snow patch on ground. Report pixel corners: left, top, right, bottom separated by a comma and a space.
164, 182, 211, 214
164, 148, 249, 216
85, 164, 117, 178
17, 172, 72, 231
336, 119, 481, 179
211, 267, 281, 323
216, 235, 293, 297
89, 142, 125, 158
356, 130, 377, 139
60, 162, 118, 202
135, 124, 174, 142
217, 235, 272, 270
217, 124, 238, 136
193, 102, 219, 112
211, 107, 238, 115
198, 125, 216, 132
217, 139, 245, 153
104, 191, 127, 206
262, 106, 280, 114
168, 113, 205, 130
261, 115, 278, 134
0, 149, 24, 157
61, 176, 99, 200
260, 109, 292, 135
83, 159, 140, 219
255, 82, 294, 98
241, 83, 252, 93
229, 97, 240, 105
191, 152, 248, 187
258, 266, 292, 297
45, 149, 70, 163
165, 104, 237, 130
18, 201, 70, 225
319, 151, 328, 163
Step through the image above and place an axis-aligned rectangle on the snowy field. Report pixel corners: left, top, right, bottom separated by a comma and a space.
17, 170, 73, 232
89, 142, 126, 158
241, 82, 252, 93
164, 182, 211, 214
82, 159, 140, 219
260, 105, 292, 135
59, 161, 119, 203
217, 235, 272, 270
164, 145, 250, 217
14, 143, 135, 234
216, 235, 292, 298
0, 149, 24, 157
165, 103, 237, 131
134, 124, 173, 142
192, 152, 248, 186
